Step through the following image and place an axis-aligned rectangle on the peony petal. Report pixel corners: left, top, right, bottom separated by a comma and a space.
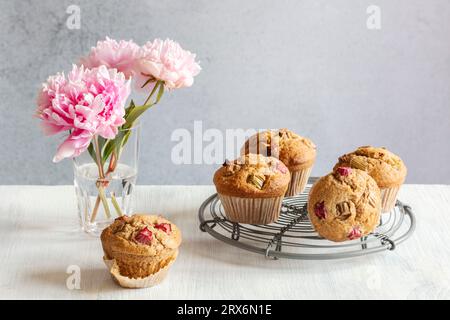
98, 125, 117, 139
79, 37, 141, 79
136, 38, 201, 90
40, 122, 66, 136
138, 60, 162, 78
37, 58, 133, 162
53, 130, 93, 162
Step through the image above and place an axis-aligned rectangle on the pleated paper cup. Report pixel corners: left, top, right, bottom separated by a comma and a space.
103, 250, 178, 289
380, 186, 401, 213
218, 194, 284, 224
285, 166, 312, 197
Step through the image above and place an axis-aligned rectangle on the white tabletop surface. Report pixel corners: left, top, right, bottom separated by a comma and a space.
0, 184, 449, 300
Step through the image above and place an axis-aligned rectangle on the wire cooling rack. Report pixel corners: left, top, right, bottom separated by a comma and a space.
199, 178, 415, 260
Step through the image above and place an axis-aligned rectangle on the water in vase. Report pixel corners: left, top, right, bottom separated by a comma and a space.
74, 163, 137, 235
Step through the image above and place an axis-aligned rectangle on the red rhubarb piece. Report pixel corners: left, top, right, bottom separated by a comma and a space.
314, 201, 327, 220
348, 226, 362, 240
154, 223, 172, 234
336, 167, 352, 176
276, 162, 288, 174
135, 227, 153, 244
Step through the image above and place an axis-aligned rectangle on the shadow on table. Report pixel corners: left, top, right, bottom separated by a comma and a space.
181, 236, 385, 272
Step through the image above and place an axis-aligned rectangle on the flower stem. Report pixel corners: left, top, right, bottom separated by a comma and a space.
97, 185, 111, 218
110, 192, 123, 217
105, 152, 117, 176
90, 196, 101, 223
105, 151, 124, 217
90, 135, 111, 220
88, 80, 165, 223
93, 135, 105, 178
143, 80, 161, 106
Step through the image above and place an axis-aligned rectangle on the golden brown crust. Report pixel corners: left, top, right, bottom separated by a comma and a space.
101, 214, 182, 259
307, 168, 381, 242
101, 214, 182, 278
333, 146, 407, 188
213, 154, 290, 198
241, 129, 316, 171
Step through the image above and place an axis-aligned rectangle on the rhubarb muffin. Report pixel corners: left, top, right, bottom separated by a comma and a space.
307, 167, 381, 242
334, 146, 407, 212
213, 153, 290, 224
241, 129, 316, 196
101, 214, 181, 288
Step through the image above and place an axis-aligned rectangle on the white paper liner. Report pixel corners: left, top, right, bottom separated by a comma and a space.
380, 185, 401, 213
103, 250, 178, 289
218, 194, 284, 224
285, 166, 312, 197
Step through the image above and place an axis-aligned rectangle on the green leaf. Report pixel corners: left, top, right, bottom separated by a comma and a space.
99, 99, 137, 163
88, 137, 107, 166
125, 99, 136, 118
123, 82, 165, 129
156, 81, 164, 103
102, 133, 122, 163
120, 130, 132, 151
101, 141, 115, 164
98, 136, 107, 153
123, 103, 154, 129
97, 81, 165, 165
87, 143, 96, 162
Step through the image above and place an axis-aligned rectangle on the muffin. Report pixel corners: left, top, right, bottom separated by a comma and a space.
100, 214, 181, 288
307, 167, 381, 242
334, 146, 407, 212
213, 153, 290, 224
241, 128, 316, 196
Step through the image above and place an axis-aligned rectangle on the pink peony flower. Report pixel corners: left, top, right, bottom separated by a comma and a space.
36, 65, 131, 162
135, 38, 201, 90
80, 37, 141, 79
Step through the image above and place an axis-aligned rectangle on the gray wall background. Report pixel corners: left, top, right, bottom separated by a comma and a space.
0, 0, 449, 185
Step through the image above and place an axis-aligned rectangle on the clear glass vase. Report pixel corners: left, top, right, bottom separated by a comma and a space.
73, 124, 140, 235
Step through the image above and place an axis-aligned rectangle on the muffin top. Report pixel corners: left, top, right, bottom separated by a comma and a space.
213, 153, 291, 198
334, 146, 407, 188
307, 167, 381, 242
101, 214, 182, 258
241, 128, 316, 171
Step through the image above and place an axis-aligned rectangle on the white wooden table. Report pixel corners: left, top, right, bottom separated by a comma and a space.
0, 185, 449, 300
